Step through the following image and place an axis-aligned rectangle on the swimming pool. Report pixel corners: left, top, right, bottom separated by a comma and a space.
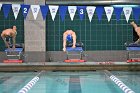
0, 71, 139, 93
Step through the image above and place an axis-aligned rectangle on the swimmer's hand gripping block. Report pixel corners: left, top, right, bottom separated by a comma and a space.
67, 42, 84, 47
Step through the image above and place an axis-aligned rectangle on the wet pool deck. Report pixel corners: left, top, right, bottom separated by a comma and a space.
0, 61, 140, 71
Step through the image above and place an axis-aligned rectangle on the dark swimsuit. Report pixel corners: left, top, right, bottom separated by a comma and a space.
5, 36, 11, 42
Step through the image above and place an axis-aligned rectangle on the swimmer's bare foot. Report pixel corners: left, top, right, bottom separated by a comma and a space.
72, 45, 76, 48
12, 46, 15, 50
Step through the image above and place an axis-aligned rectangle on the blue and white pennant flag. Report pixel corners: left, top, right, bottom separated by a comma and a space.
77, 6, 86, 20
123, 7, 132, 23
40, 5, 49, 20
132, 7, 140, 22
21, 4, 30, 19
104, 7, 114, 22
12, 4, 21, 19
31, 5, 40, 20
86, 6, 96, 22
59, 6, 67, 21
96, 6, 104, 21
68, 6, 77, 21
49, 5, 59, 21
3, 4, 11, 19
114, 7, 123, 21
0, 3, 2, 11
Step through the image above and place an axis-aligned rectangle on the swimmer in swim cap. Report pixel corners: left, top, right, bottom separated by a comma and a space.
63, 30, 76, 52
67, 34, 72, 42
1, 26, 17, 50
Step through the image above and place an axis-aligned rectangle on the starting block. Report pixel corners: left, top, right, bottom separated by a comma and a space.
3, 59, 23, 63
3, 48, 23, 63
64, 47, 86, 62
126, 43, 140, 62
64, 59, 85, 62
127, 59, 140, 62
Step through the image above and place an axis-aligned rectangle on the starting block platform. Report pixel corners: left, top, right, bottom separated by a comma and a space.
126, 46, 140, 50
64, 47, 86, 62
5, 48, 23, 52
3, 59, 23, 63
127, 59, 140, 62
64, 59, 85, 62
126, 43, 140, 62
3, 48, 23, 63
66, 47, 83, 52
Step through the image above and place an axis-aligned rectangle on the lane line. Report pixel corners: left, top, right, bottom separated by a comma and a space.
18, 70, 44, 93
104, 70, 135, 93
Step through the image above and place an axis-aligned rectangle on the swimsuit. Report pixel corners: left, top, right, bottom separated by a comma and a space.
5, 36, 11, 42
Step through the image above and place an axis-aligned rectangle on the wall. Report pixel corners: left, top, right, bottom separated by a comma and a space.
46, 51, 127, 62
0, 1, 139, 62
46, 5, 134, 51
0, 1, 24, 51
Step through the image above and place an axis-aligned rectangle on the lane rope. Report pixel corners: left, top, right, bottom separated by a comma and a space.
110, 75, 135, 93
104, 70, 135, 93
18, 70, 44, 93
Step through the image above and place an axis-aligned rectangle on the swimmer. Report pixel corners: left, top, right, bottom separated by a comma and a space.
1, 26, 17, 50
63, 30, 76, 52
130, 21, 140, 44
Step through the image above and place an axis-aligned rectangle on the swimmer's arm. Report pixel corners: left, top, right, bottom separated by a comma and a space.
63, 33, 67, 51
72, 32, 76, 48
130, 21, 138, 31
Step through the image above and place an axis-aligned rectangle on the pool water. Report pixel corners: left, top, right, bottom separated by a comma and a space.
0, 71, 139, 93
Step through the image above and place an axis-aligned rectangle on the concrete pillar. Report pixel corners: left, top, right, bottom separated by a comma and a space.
24, 0, 46, 62
24, 0, 46, 51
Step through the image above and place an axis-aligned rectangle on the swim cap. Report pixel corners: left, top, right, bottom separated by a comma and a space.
67, 34, 72, 42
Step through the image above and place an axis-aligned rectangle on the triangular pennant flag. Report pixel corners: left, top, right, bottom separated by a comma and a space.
31, 5, 40, 20
0, 3, 2, 11
68, 6, 77, 21
104, 7, 114, 22
2, 4, 11, 19
21, 4, 30, 19
123, 7, 132, 23
40, 5, 48, 20
86, 6, 96, 22
49, 5, 59, 21
96, 6, 104, 21
77, 6, 86, 20
12, 4, 21, 20
114, 7, 123, 21
59, 6, 67, 21
132, 7, 140, 22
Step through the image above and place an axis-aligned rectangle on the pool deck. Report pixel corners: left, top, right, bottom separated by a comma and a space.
0, 61, 140, 71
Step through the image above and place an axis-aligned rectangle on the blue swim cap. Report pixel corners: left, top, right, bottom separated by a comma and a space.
67, 35, 72, 42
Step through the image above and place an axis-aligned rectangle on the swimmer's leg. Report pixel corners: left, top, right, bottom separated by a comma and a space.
134, 38, 140, 44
